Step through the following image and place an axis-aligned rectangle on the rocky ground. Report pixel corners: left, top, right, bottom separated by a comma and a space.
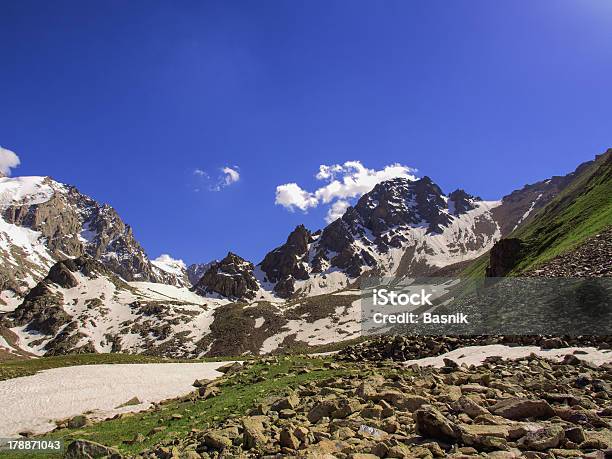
337, 335, 611, 363
63, 338, 611, 459
525, 228, 612, 278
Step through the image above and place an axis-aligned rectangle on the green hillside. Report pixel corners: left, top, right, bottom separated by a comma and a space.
462, 150, 612, 277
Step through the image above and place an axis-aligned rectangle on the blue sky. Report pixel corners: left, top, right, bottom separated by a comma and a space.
1, 1, 611, 264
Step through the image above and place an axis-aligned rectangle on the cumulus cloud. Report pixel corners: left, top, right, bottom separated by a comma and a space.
0, 146, 21, 176
193, 165, 240, 191
152, 254, 187, 270
221, 166, 240, 186
275, 183, 319, 211
275, 160, 417, 222
325, 199, 351, 223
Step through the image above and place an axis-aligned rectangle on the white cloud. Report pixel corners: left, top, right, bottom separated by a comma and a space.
275, 183, 318, 211
193, 165, 240, 191
325, 200, 350, 223
153, 254, 187, 269
221, 166, 240, 186
0, 146, 21, 176
275, 160, 417, 222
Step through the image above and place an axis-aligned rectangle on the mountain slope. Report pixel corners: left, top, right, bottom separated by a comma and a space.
480, 150, 611, 277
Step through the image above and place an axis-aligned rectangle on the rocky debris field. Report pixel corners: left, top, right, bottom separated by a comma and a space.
526, 227, 612, 278
337, 335, 611, 363
64, 338, 612, 459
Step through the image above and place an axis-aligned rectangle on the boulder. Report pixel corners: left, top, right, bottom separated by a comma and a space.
414, 406, 459, 442
491, 398, 554, 420
64, 440, 123, 459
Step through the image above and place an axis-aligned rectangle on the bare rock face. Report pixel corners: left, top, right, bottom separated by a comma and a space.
260, 225, 312, 298
193, 253, 259, 300
448, 189, 480, 215
486, 238, 524, 277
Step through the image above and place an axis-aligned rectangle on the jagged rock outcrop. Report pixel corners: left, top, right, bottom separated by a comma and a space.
448, 189, 479, 215
260, 225, 312, 297
486, 238, 524, 277
193, 253, 259, 300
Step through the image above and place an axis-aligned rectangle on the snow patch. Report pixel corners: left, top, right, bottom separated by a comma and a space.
0, 362, 231, 437
405, 344, 612, 368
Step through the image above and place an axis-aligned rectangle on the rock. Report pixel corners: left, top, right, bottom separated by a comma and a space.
414, 406, 459, 442
308, 400, 337, 423
67, 415, 88, 429
491, 398, 554, 420
216, 361, 242, 374
517, 424, 564, 451
271, 392, 299, 411
331, 399, 362, 418
242, 416, 267, 449
486, 238, 524, 277
280, 428, 300, 449
64, 440, 123, 459
279, 409, 296, 419
193, 253, 259, 300
564, 426, 586, 444
396, 395, 430, 412
454, 396, 490, 418
203, 432, 232, 450
116, 396, 141, 408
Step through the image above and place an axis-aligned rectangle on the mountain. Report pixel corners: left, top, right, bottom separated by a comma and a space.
0, 151, 608, 358
0, 176, 187, 305
254, 171, 574, 298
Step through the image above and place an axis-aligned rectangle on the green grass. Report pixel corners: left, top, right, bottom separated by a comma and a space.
460, 152, 611, 278
509, 153, 611, 274
0, 353, 241, 382
0, 356, 357, 459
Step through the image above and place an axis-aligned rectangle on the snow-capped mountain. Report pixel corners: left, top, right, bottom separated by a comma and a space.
0, 152, 603, 358
253, 174, 569, 298
0, 176, 187, 303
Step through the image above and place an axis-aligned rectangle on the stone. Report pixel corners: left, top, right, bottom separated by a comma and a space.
308, 400, 337, 423
491, 398, 554, 420
414, 406, 458, 442
67, 415, 88, 429
454, 396, 490, 418
64, 440, 123, 459
242, 416, 267, 449
280, 428, 300, 449
271, 393, 299, 411
203, 432, 232, 450
517, 425, 564, 451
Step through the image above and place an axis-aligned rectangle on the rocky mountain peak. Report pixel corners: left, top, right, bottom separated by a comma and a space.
193, 252, 259, 300
448, 189, 480, 215
259, 224, 314, 298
